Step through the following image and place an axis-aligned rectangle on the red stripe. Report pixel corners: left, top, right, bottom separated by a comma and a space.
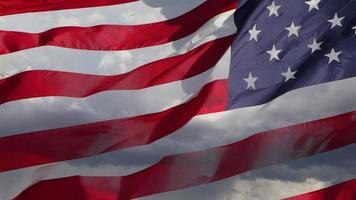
13, 111, 356, 200
284, 179, 356, 200
0, 0, 236, 54
0, 36, 233, 105
0, 80, 228, 172
0, 0, 138, 16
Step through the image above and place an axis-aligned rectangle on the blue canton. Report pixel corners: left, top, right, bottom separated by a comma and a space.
228, 0, 356, 109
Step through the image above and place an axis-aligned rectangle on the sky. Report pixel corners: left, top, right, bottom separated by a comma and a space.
0, 0, 355, 199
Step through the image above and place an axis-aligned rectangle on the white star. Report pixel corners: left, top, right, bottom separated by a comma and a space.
281, 67, 297, 82
325, 48, 342, 64
327, 13, 345, 29
305, 0, 321, 12
248, 24, 262, 42
307, 38, 323, 53
285, 22, 301, 38
244, 72, 258, 90
267, 1, 281, 17
266, 45, 282, 61
353, 26, 356, 35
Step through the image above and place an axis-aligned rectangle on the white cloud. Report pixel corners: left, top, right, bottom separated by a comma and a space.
226, 178, 326, 200
99, 51, 133, 74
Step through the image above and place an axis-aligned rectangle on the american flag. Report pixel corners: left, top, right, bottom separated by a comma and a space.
0, 0, 355, 199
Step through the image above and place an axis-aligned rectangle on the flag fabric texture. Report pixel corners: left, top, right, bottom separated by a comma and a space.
0, 0, 355, 199
284, 179, 356, 200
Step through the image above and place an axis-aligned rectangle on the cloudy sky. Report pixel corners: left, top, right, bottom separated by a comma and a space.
0, 0, 355, 199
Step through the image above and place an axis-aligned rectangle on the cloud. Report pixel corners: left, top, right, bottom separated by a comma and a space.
99, 51, 134, 74
134, 145, 356, 200
226, 178, 326, 200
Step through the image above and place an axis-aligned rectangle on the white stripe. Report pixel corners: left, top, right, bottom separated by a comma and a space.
0, 0, 205, 33
0, 10, 236, 78
0, 49, 230, 136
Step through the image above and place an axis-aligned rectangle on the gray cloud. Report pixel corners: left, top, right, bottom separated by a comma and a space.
138, 144, 356, 200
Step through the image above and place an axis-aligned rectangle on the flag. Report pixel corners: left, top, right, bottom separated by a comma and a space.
0, 0, 355, 199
